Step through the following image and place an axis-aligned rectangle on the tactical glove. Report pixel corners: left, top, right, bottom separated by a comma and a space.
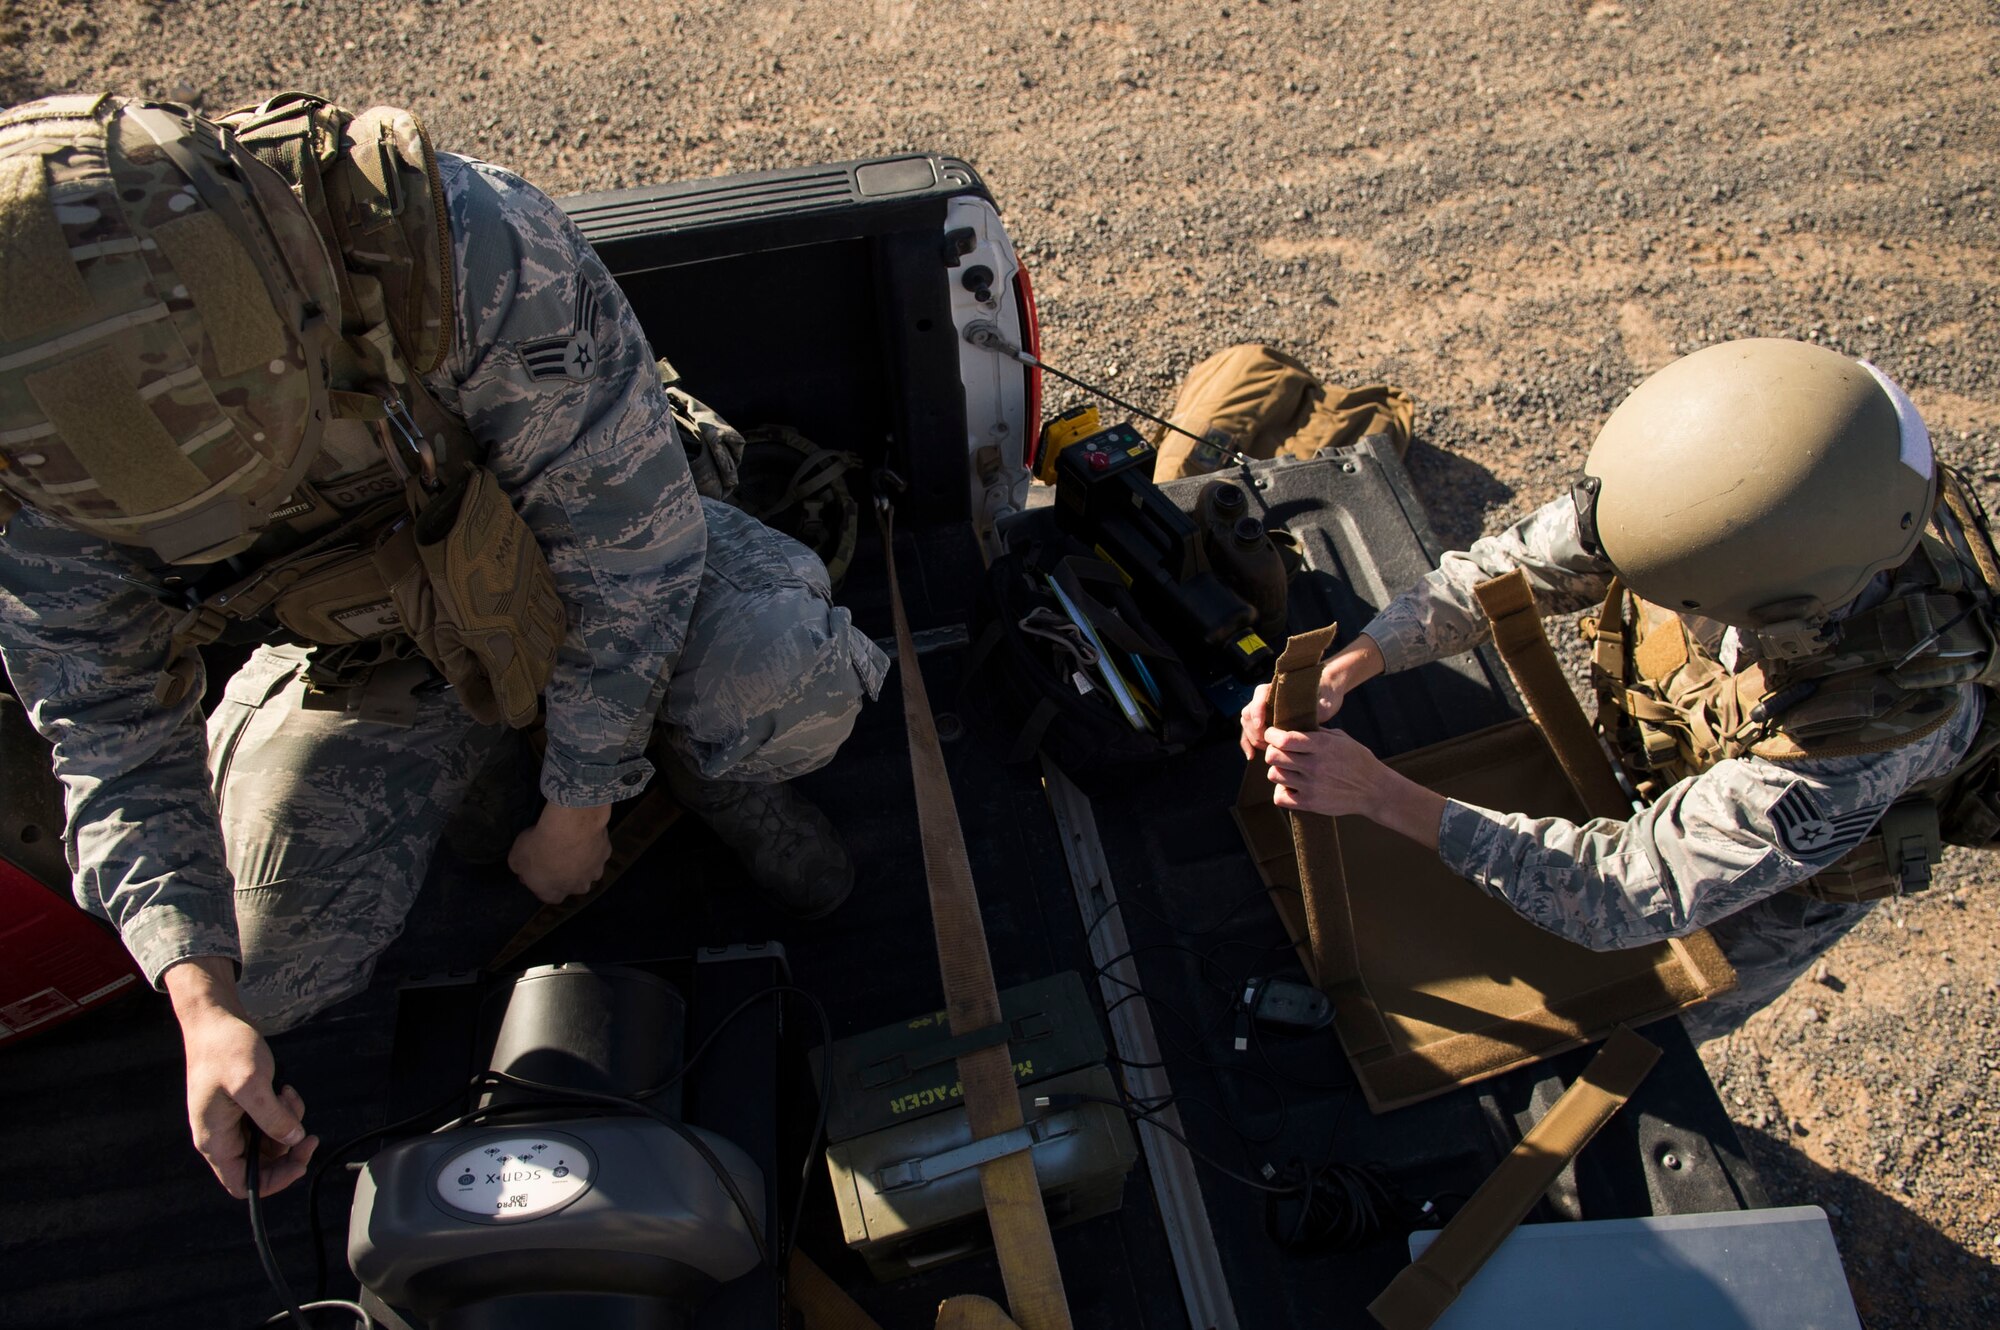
376, 467, 565, 727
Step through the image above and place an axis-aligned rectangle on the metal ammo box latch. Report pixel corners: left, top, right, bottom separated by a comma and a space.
871, 1110, 1083, 1193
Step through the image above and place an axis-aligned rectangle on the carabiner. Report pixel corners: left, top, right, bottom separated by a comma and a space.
377, 392, 439, 489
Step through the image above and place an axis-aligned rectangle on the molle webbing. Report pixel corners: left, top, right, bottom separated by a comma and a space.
0, 154, 94, 342
221, 95, 454, 378
151, 211, 288, 376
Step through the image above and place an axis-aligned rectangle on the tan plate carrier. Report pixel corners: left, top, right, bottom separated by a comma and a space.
1233, 572, 1736, 1112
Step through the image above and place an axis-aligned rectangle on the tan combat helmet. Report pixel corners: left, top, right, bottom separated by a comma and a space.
0, 94, 340, 563
1579, 338, 1936, 656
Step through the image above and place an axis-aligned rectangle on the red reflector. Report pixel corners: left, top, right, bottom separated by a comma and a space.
0, 856, 139, 1047
1014, 264, 1043, 473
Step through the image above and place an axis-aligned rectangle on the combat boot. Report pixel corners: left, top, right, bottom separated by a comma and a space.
664, 763, 854, 919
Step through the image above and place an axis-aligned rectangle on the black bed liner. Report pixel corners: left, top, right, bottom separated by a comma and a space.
0, 155, 1763, 1330
0, 448, 1761, 1330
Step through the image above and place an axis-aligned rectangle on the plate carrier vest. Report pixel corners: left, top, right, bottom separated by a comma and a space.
1587, 466, 2000, 902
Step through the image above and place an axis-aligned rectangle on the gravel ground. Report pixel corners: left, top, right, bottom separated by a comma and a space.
5, 1, 1998, 1324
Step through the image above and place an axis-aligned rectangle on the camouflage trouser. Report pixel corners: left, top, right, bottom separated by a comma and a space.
1679, 890, 1874, 1043
210, 506, 886, 1033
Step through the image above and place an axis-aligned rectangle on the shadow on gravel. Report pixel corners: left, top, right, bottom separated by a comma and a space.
1737, 1125, 1998, 1329
1400, 435, 1514, 550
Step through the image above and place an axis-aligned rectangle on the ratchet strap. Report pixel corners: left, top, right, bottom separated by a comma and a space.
1473, 571, 1631, 819
1367, 1026, 1661, 1330
876, 494, 1074, 1330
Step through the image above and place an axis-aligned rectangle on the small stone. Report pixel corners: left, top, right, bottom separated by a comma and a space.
1801, 1005, 1823, 1025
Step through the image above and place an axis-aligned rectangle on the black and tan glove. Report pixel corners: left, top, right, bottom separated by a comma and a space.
376, 467, 565, 727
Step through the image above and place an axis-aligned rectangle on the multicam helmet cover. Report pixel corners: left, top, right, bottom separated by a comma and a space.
0, 93, 339, 563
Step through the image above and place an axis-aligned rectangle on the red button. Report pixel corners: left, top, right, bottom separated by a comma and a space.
1087, 450, 1110, 471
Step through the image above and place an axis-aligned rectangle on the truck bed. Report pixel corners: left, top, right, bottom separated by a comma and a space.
0, 157, 1763, 1330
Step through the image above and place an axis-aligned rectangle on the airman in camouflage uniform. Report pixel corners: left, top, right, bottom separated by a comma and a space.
1246, 341, 1976, 1041
1351, 496, 1982, 1039
0, 96, 883, 1196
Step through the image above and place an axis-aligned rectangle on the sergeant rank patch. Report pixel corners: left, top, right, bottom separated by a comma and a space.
1767, 781, 1884, 860
520, 278, 603, 382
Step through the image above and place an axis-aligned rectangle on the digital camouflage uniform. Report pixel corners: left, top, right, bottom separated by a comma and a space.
1361, 496, 1984, 1040
0, 154, 887, 1032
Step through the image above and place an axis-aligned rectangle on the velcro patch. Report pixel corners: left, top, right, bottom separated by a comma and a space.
151, 210, 287, 377
24, 344, 211, 516
1767, 781, 1884, 861
0, 154, 95, 342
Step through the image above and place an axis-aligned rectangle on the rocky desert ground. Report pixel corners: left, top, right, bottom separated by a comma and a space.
4, 0, 1997, 1324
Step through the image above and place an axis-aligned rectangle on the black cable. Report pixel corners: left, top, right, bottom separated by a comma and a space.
254, 1309, 374, 1330
1088, 883, 1273, 943
1032, 359, 1223, 455
1266, 1157, 1417, 1254
308, 1079, 486, 1299
1045, 1090, 1303, 1195
246, 1127, 308, 1328
247, 1123, 375, 1329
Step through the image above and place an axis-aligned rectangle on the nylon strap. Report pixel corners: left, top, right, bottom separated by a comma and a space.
1367, 1026, 1660, 1330
1267, 625, 1393, 1055
937, 1297, 1027, 1330
1269, 625, 1347, 987
875, 496, 1073, 1330
1473, 570, 1632, 819
786, 1250, 886, 1330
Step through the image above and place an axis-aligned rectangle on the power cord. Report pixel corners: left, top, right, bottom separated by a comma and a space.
1264, 1156, 1429, 1254
244, 1119, 374, 1329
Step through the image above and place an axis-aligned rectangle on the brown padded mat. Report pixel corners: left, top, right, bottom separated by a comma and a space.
1235, 716, 1734, 1112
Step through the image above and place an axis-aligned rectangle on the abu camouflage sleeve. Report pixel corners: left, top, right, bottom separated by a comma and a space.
0, 510, 237, 986
1361, 495, 1614, 673
429, 157, 705, 806
1434, 686, 1984, 950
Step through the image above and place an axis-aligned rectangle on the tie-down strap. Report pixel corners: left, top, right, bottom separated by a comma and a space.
857, 1013, 1056, 1090
1368, 1026, 1661, 1330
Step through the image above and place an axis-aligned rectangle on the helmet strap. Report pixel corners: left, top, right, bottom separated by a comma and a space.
1753, 615, 1835, 663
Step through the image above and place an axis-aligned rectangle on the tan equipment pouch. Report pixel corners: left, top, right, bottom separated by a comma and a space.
1150, 343, 1416, 482
374, 467, 565, 728
268, 544, 410, 644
